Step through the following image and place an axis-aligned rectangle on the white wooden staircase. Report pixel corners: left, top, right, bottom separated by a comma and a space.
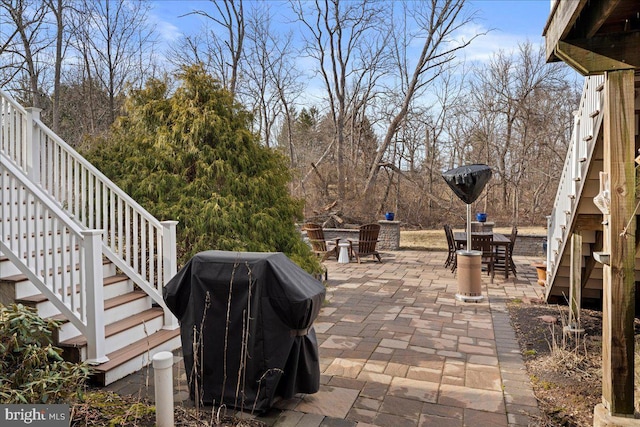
545, 73, 640, 304
0, 90, 181, 386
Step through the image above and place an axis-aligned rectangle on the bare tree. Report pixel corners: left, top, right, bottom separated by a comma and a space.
243, 2, 303, 149
0, 0, 50, 106
291, 0, 391, 203
73, 0, 157, 124
363, 0, 478, 198
43, 0, 72, 132
467, 42, 573, 219
0, 2, 20, 76
187, 0, 245, 97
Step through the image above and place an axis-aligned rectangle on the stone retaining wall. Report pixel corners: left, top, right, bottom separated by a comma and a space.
513, 234, 546, 257
319, 220, 401, 251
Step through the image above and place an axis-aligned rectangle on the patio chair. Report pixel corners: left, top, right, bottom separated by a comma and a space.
444, 224, 457, 272
470, 233, 494, 279
494, 226, 517, 277
303, 223, 339, 261
348, 223, 382, 263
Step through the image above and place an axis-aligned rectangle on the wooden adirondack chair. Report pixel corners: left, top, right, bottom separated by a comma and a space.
303, 223, 339, 261
348, 223, 382, 263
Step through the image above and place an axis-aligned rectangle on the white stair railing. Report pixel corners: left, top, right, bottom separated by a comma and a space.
546, 75, 604, 293
0, 88, 178, 330
1, 153, 107, 363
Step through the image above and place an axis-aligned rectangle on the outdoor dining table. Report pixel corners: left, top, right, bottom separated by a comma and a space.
453, 232, 512, 278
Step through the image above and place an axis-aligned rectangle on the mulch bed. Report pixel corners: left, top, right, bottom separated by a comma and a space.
507, 298, 639, 427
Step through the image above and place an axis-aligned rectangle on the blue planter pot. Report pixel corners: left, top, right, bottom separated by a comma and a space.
476, 213, 487, 222
385, 212, 395, 221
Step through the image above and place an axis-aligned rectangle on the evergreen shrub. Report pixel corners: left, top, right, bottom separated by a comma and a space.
84, 65, 321, 274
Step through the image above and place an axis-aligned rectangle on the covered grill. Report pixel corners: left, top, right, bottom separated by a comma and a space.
163, 251, 325, 412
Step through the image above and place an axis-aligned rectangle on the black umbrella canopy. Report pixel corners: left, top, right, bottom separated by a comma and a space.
442, 164, 492, 204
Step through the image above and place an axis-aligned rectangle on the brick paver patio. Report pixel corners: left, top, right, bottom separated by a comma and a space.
106, 250, 545, 426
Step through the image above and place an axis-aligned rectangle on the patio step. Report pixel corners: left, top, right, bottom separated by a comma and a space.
91, 328, 181, 386
59, 307, 166, 363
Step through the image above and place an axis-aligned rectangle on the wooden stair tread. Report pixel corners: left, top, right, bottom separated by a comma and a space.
0, 272, 30, 283
12, 275, 133, 305
103, 274, 129, 285
0, 260, 113, 284
49, 313, 67, 322
91, 328, 180, 373
16, 293, 48, 304
60, 307, 164, 347
104, 290, 147, 310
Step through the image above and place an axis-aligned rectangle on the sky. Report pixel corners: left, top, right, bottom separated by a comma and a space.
145, 0, 562, 106
148, 0, 554, 61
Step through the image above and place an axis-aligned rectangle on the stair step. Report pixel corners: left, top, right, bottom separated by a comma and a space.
1, 228, 70, 241
90, 328, 181, 386
15, 288, 148, 324
105, 290, 148, 311
55, 291, 154, 362
5, 273, 129, 301
59, 307, 164, 348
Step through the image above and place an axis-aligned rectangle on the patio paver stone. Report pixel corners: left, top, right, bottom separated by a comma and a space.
105, 251, 545, 427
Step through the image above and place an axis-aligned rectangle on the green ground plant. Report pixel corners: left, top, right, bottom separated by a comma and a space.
82, 64, 322, 275
0, 303, 89, 404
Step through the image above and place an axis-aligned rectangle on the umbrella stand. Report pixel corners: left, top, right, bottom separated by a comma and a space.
455, 203, 483, 303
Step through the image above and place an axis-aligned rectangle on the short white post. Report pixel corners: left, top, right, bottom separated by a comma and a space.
153, 351, 175, 427
160, 221, 179, 329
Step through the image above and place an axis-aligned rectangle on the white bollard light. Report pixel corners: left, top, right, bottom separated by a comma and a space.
153, 351, 175, 427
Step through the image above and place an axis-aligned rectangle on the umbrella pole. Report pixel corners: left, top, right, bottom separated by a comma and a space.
466, 204, 471, 251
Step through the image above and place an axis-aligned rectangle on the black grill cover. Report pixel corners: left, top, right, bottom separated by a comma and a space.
163, 251, 326, 412
442, 164, 492, 204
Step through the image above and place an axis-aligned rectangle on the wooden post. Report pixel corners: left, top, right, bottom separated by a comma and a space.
568, 232, 582, 329
160, 221, 179, 330
601, 69, 635, 416
82, 229, 108, 364
24, 107, 42, 184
